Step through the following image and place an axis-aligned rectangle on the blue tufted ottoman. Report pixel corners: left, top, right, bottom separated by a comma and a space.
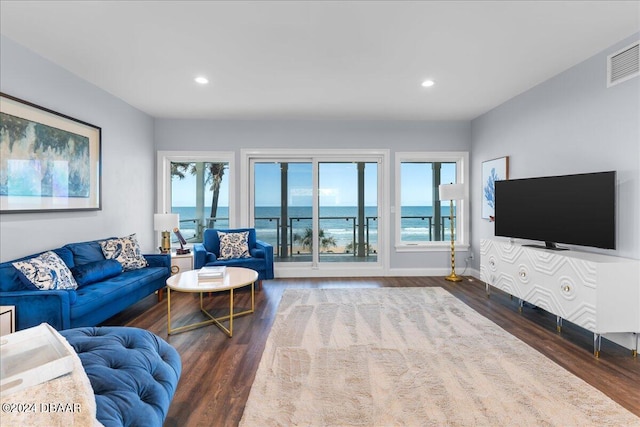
60, 326, 181, 427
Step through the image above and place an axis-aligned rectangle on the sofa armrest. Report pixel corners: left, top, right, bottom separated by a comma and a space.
255, 239, 274, 280
145, 253, 171, 269
0, 290, 71, 331
193, 244, 208, 269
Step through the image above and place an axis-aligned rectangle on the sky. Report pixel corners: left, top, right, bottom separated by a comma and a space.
171, 162, 456, 207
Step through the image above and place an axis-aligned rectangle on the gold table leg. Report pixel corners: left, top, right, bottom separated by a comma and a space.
208, 282, 255, 337
167, 282, 256, 337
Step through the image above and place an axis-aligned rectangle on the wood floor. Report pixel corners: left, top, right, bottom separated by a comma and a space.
104, 276, 640, 426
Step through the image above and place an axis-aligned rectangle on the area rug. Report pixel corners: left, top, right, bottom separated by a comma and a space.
240, 287, 640, 426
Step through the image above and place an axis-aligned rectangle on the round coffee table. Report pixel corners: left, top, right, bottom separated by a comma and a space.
165, 267, 258, 337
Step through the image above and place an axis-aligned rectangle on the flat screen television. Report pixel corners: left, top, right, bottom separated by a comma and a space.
494, 171, 616, 250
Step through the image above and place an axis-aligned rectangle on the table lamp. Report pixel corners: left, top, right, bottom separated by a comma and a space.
438, 183, 465, 282
154, 213, 179, 253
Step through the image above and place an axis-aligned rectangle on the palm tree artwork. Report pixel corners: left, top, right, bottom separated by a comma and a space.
0, 112, 91, 198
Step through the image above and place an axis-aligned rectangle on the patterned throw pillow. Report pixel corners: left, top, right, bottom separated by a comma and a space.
100, 234, 148, 271
217, 231, 250, 260
12, 251, 78, 290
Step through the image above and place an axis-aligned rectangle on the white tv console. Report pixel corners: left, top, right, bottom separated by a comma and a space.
480, 239, 639, 357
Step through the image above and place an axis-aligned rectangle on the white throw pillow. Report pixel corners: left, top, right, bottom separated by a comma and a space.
12, 251, 78, 290
217, 231, 250, 260
100, 233, 148, 271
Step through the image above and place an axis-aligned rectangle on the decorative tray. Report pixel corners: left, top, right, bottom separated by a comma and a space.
0, 323, 74, 397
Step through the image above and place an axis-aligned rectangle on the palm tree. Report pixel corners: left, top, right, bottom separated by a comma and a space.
171, 161, 227, 225
293, 228, 337, 253
345, 241, 371, 255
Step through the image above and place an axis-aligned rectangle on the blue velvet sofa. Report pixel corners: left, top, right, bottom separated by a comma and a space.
193, 228, 274, 284
61, 326, 181, 427
0, 237, 170, 332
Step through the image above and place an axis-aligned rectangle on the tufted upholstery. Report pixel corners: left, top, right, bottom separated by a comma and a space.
60, 326, 181, 427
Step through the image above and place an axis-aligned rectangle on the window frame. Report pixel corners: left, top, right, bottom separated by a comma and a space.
156, 151, 236, 245
394, 151, 469, 252
241, 148, 390, 276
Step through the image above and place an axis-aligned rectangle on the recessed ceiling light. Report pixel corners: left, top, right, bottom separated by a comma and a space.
195, 76, 209, 85
421, 79, 435, 88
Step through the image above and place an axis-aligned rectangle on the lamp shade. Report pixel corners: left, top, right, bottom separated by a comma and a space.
154, 213, 179, 231
439, 183, 465, 201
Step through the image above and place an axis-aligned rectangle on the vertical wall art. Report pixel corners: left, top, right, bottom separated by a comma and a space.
0, 93, 101, 213
481, 156, 509, 220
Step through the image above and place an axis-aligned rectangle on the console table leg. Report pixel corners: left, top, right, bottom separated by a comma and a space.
485, 283, 490, 298
518, 299, 523, 313
593, 333, 601, 358
556, 316, 562, 333
634, 333, 638, 358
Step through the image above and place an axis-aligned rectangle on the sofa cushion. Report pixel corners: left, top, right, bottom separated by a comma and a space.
0, 265, 36, 292
71, 267, 168, 320
52, 247, 75, 268
12, 251, 78, 291
100, 234, 148, 271
66, 240, 110, 265
205, 256, 266, 271
217, 231, 250, 260
71, 259, 123, 287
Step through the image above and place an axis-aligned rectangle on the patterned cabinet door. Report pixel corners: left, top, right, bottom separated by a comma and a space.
481, 240, 597, 331
480, 239, 524, 299
522, 249, 597, 332
481, 239, 640, 355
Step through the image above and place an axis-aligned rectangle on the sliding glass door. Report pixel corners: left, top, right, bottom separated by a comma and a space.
250, 153, 382, 269
253, 161, 312, 261
318, 162, 378, 263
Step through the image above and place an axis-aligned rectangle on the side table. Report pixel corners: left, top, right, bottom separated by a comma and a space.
0, 305, 15, 336
158, 252, 194, 301
171, 251, 193, 275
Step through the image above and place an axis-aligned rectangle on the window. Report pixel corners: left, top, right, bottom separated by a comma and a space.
253, 161, 312, 261
318, 161, 378, 263
395, 152, 469, 250
158, 152, 234, 244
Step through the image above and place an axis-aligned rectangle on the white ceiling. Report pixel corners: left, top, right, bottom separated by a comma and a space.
1, 1, 639, 121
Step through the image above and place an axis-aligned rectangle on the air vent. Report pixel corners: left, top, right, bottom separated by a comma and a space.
607, 41, 639, 87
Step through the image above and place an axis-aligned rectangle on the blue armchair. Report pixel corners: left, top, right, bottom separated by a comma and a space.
193, 228, 274, 287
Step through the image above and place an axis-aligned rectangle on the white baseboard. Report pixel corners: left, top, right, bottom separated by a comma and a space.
273, 265, 481, 279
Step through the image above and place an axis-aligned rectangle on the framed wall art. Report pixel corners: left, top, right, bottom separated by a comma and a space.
0, 93, 101, 213
481, 156, 509, 220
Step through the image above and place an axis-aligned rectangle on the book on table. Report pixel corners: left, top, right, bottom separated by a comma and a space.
198, 266, 226, 281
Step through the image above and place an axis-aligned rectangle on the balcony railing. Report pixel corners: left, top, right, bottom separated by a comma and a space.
176, 214, 455, 258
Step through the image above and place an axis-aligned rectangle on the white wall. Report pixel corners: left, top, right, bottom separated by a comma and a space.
470, 33, 640, 349
6, 28, 635, 276
154, 119, 471, 271
0, 35, 157, 261
471, 32, 640, 262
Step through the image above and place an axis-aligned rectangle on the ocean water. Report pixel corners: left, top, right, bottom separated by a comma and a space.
172, 205, 454, 247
